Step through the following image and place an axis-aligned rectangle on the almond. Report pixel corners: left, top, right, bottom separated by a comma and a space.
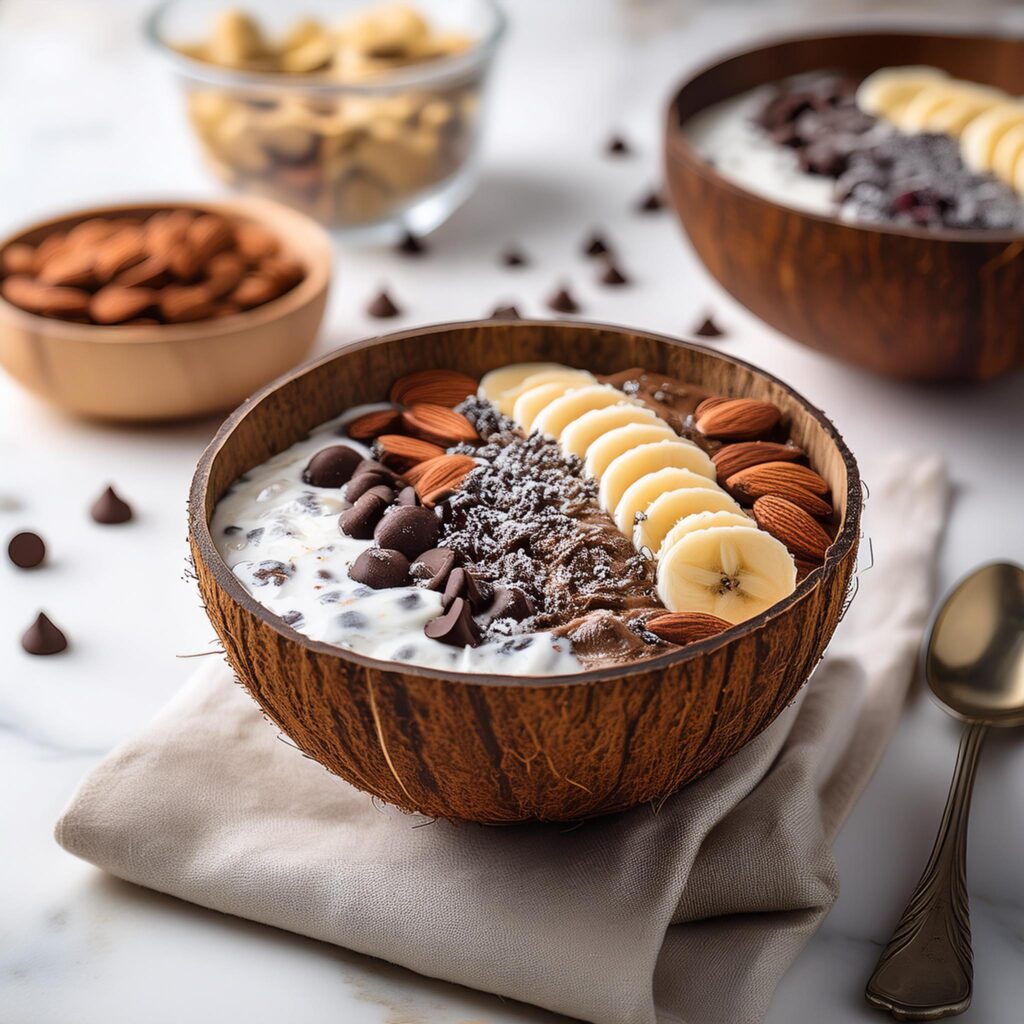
159, 284, 217, 323
232, 272, 281, 308
752, 495, 832, 563
90, 286, 158, 325
375, 434, 445, 472
37, 250, 95, 289
727, 465, 833, 517
712, 441, 805, 481
694, 396, 729, 418
390, 369, 478, 408
647, 611, 731, 645
1, 275, 47, 313
235, 222, 280, 263
726, 461, 829, 498
696, 398, 781, 440
93, 230, 147, 283
186, 213, 234, 263
410, 454, 477, 507
260, 255, 304, 291
114, 255, 169, 289
1, 243, 36, 277
204, 250, 246, 298
346, 408, 402, 441
36, 285, 91, 319
402, 404, 478, 446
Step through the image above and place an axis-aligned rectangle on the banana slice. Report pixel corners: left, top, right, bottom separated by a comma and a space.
659, 510, 756, 560
513, 381, 576, 432
598, 440, 716, 513
480, 363, 597, 417
614, 467, 721, 536
657, 525, 796, 623
929, 87, 1003, 136
898, 81, 1000, 135
1015, 147, 1024, 196
992, 121, 1024, 184
531, 385, 631, 440
584, 423, 677, 479
961, 102, 1024, 171
560, 404, 660, 460
633, 487, 742, 557
856, 66, 948, 121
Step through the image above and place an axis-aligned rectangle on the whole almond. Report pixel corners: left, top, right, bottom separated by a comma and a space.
94, 230, 147, 283
694, 396, 729, 418
727, 467, 833, 517
696, 398, 781, 440
376, 434, 445, 472
647, 611, 731, 645
260, 255, 304, 291
2, 275, 48, 313
235, 222, 280, 263
232, 273, 282, 308
37, 249, 95, 289
36, 285, 91, 319
159, 284, 217, 323
186, 213, 234, 262
712, 441, 805, 481
90, 286, 158, 325
402, 404, 478, 446
752, 495, 832, 563
145, 209, 196, 255
66, 218, 117, 249
114, 254, 169, 288
1, 243, 37, 277
390, 369, 478, 408
167, 242, 204, 283
33, 232, 70, 271
411, 453, 477, 507
347, 408, 402, 440
726, 461, 829, 498
204, 250, 246, 298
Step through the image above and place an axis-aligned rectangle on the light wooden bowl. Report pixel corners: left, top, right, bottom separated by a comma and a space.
664, 31, 1024, 383
0, 197, 331, 421
189, 320, 862, 823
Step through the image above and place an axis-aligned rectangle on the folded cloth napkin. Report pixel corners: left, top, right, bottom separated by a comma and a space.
56, 454, 947, 1024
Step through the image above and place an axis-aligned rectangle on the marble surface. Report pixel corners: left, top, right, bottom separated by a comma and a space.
1, 1, 1023, 1022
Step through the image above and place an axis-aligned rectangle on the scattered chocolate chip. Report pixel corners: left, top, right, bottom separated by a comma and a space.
411, 546, 456, 590
21, 612, 68, 655
501, 247, 528, 267
547, 285, 580, 314
482, 585, 534, 624
373, 505, 440, 560
90, 486, 132, 524
345, 472, 394, 503
223, 525, 242, 535
693, 314, 724, 338
348, 547, 411, 590
339, 492, 389, 539
424, 596, 481, 648
605, 134, 631, 156
442, 567, 490, 613
599, 261, 629, 286
396, 485, 419, 506
399, 591, 421, 609
8, 531, 45, 569
490, 303, 521, 320
366, 288, 401, 318
396, 231, 426, 256
281, 610, 304, 627
338, 610, 368, 629
252, 560, 293, 586
636, 189, 664, 213
303, 445, 362, 488
583, 232, 610, 257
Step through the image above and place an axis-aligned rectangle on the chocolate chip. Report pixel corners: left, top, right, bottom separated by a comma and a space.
396, 485, 419, 506
7, 531, 45, 569
346, 472, 394, 502
281, 610, 304, 627
304, 445, 362, 488
339, 492, 389, 539
599, 261, 629, 286
482, 585, 534, 624
441, 567, 490, 613
424, 596, 481, 648
605, 134, 631, 156
338, 610, 368, 629
490, 303, 521, 319
583, 232, 609, 257
348, 547, 410, 589
547, 285, 580, 314
501, 247, 528, 267
693, 314, 724, 338
353, 458, 400, 483
366, 288, 401, 318
373, 505, 439, 560
223, 525, 242, 535
21, 612, 68, 655
636, 189, 664, 213
399, 591, 421, 609
252, 560, 293, 586
411, 546, 456, 590
396, 231, 426, 256
90, 486, 132, 524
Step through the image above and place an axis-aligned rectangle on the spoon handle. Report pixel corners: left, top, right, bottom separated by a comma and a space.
865, 720, 988, 1020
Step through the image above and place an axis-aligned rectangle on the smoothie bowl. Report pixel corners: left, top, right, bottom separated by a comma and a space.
188, 320, 861, 822
665, 31, 1024, 383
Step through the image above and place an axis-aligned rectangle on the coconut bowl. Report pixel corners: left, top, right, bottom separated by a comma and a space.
189, 320, 861, 823
664, 31, 1024, 383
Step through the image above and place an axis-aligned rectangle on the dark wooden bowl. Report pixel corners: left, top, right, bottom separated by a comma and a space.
664, 31, 1024, 383
188, 321, 862, 823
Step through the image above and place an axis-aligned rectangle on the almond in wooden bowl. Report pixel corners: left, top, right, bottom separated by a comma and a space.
0, 197, 330, 421
664, 30, 1024, 383
188, 320, 861, 823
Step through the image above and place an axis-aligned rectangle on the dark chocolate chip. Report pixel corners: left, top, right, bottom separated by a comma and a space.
90, 486, 132, 524
8, 531, 45, 569
693, 314, 724, 338
424, 596, 481, 648
281, 610, 304, 627
353, 458, 400, 483
501, 247, 528, 267
396, 485, 419, 506
490, 303, 521, 320
396, 231, 426, 256
366, 288, 401, 318
547, 285, 580, 314
605, 134, 631, 156
223, 525, 242, 535
339, 492, 389, 539
411, 546, 456, 590
599, 261, 629, 286
441, 567, 490, 613
304, 445, 362, 488
346, 472, 394, 502
21, 612, 68, 655
583, 232, 609, 257
252, 560, 293, 586
636, 189, 664, 213
338, 610, 368, 629
348, 547, 410, 589
483, 585, 534, 624
373, 505, 439, 560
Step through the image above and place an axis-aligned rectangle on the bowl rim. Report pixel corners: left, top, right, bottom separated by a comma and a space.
145, 0, 507, 94
665, 26, 1024, 245
189, 319, 862, 688
0, 196, 333, 345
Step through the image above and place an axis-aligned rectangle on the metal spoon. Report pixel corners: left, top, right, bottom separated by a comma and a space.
866, 561, 1024, 1021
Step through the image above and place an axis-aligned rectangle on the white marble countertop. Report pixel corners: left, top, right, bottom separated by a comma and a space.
2, 1, 1023, 1021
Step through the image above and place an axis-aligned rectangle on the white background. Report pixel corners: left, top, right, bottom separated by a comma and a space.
1, 1, 1022, 1022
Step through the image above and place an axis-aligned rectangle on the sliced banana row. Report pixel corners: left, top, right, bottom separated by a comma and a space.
482, 363, 798, 625
856, 66, 1024, 192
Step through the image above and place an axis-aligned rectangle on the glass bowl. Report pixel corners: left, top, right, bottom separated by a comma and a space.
147, 0, 505, 241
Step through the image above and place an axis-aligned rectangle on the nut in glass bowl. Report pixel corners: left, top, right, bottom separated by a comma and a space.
147, 0, 505, 240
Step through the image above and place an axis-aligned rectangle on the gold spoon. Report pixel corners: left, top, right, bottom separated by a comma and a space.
866, 561, 1024, 1020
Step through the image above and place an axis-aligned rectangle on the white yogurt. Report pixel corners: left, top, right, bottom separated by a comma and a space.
211, 406, 583, 676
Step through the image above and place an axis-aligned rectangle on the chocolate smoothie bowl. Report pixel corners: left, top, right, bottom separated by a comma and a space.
189, 321, 861, 823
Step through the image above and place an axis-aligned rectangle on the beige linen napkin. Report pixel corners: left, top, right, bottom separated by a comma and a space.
56, 454, 947, 1024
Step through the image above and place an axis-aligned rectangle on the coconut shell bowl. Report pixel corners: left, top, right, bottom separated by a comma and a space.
189, 321, 862, 823
664, 31, 1024, 383
0, 196, 331, 421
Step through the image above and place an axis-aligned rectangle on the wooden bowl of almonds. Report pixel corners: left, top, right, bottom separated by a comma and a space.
0, 196, 331, 421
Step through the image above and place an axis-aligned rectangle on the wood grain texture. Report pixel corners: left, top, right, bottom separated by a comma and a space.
188, 321, 861, 823
0, 197, 331, 421
664, 31, 1024, 383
